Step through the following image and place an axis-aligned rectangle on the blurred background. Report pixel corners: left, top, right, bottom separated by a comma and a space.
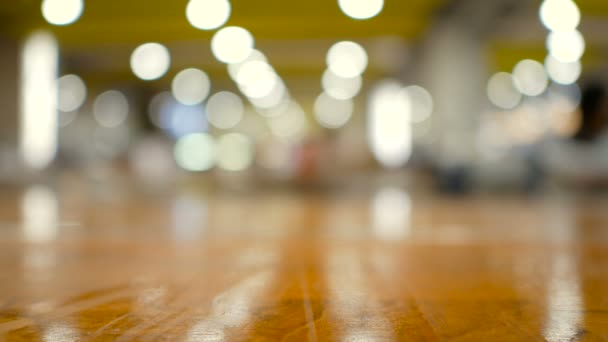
0, 0, 607, 195
4, 2, 608, 340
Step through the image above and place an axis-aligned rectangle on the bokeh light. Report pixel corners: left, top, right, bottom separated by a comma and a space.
267, 101, 308, 140
217, 133, 255, 171
148, 91, 173, 128
545, 55, 581, 85
186, 0, 231, 30
20, 31, 58, 171
235, 60, 278, 99
258, 98, 291, 118
249, 82, 287, 109
322, 69, 362, 100
171, 68, 211, 105
206, 91, 244, 130
314, 92, 354, 129
211, 26, 254, 64
547, 30, 585, 63
227, 49, 267, 80
338, 0, 384, 20
130, 43, 171, 81
22, 186, 58, 243
402, 85, 433, 123
372, 187, 411, 240
512, 59, 549, 97
174, 133, 216, 171
368, 80, 412, 168
162, 101, 207, 139
57, 74, 86, 113
539, 0, 580, 32
149, 92, 208, 138
41, 0, 83, 26
93, 90, 129, 128
487, 72, 522, 109
326, 41, 368, 78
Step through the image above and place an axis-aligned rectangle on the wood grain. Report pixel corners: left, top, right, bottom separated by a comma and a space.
1, 185, 608, 341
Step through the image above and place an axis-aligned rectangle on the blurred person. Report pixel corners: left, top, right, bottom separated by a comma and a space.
541, 82, 608, 189
294, 136, 329, 186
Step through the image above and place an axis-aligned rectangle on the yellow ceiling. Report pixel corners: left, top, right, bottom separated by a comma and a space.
0, 0, 449, 85
2, 0, 606, 45
487, 0, 608, 72
0, 0, 446, 45
1, 0, 605, 85
576, 0, 608, 15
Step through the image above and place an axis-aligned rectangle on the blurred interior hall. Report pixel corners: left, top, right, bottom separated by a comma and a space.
2, 0, 608, 340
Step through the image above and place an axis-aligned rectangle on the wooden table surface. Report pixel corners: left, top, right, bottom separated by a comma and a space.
1, 184, 608, 341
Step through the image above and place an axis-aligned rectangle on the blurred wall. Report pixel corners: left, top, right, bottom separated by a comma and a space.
0, 38, 18, 148
420, 23, 487, 170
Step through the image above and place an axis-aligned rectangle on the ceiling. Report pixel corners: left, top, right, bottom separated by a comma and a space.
0, 0, 446, 43
486, 0, 608, 72
0, 0, 447, 86
0, 0, 606, 87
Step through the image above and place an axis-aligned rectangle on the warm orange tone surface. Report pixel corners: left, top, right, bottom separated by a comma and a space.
1, 184, 608, 341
